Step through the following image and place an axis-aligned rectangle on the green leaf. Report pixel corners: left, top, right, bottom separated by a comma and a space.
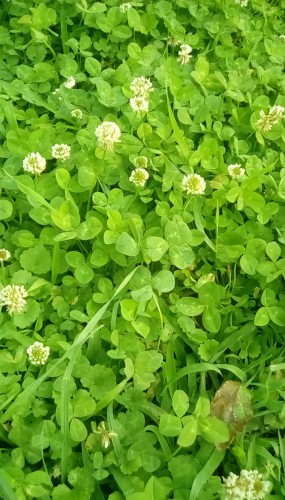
198, 416, 230, 444
265, 241, 281, 262
254, 307, 269, 326
268, 306, 285, 326
70, 418, 88, 442
172, 390, 189, 418
240, 254, 258, 275
116, 232, 140, 257
159, 414, 182, 437
144, 236, 169, 261
177, 417, 197, 447
75, 264, 94, 284
152, 270, 175, 293
176, 297, 205, 316
0, 200, 13, 220
202, 307, 221, 333
51, 201, 80, 231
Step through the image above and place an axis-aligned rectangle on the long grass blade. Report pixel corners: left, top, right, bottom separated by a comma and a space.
166, 91, 189, 162
0, 469, 17, 500
189, 448, 225, 500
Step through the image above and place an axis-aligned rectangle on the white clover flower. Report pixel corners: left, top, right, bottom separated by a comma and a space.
0, 249, 11, 262
130, 96, 149, 113
280, 35, 285, 41
255, 105, 284, 132
95, 121, 121, 150
234, 0, 249, 6
134, 156, 148, 169
223, 469, 271, 500
120, 2, 132, 12
51, 144, 71, 161
94, 421, 117, 448
0, 284, 28, 315
177, 44, 193, 65
129, 168, 149, 187
227, 164, 245, 180
52, 88, 61, 96
64, 76, 76, 89
27, 341, 50, 366
182, 173, 206, 195
255, 110, 272, 132
130, 76, 153, 98
71, 108, 83, 120
168, 35, 182, 47
23, 152, 46, 175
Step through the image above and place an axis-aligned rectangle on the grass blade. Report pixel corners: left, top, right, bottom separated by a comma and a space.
189, 448, 225, 500
0, 469, 17, 500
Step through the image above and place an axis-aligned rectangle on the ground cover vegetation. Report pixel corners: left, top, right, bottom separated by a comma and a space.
0, 0, 285, 498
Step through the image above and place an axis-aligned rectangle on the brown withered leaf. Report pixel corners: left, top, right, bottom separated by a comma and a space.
210, 380, 252, 450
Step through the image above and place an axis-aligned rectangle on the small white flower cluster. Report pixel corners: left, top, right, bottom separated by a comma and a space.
223, 469, 271, 500
234, 0, 249, 6
120, 2, 132, 12
129, 76, 153, 113
130, 96, 149, 113
280, 35, 285, 42
228, 163, 245, 180
168, 35, 182, 47
182, 173, 206, 195
51, 144, 71, 161
255, 105, 285, 132
95, 122, 121, 150
71, 108, 83, 120
129, 168, 149, 187
177, 44, 193, 65
134, 156, 148, 169
27, 341, 50, 366
64, 76, 76, 89
94, 421, 117, 448
23, 152, 46, 175
0, 284, 28, 315
0, 249, 11, 262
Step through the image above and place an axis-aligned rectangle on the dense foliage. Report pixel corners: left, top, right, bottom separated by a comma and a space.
0, 0, 285, 498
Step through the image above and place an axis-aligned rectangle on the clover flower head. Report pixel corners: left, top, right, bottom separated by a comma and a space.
130, 96, 149, 113
182, 173, 206, 195
255, 110, 272, 132
94, 421, 117, 448
177, 44, 193, 65
279, 35, 285, 41
129, 168, 149, 187
228, 163, 245, 180
71, 108, 83, 120
0, 284, 28, 314
51, 144, 71, 161
223, 469, 271, 500
64, 76, 76, 89
234, 0, 249, 6
120, 2, 132, 12
130, 76, 153, 98
23, 152, 46, 175
27, 341, 50, 366
0, 249, 11, 262
255, 105, 284, 132
52, 88, 61, 97
168, 35, 182, 47
95, 121, 121, 150
134, 156, 148, 169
